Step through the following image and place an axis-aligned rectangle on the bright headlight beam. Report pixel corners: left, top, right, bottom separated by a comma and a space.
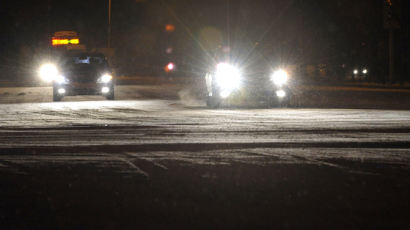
220, 90, 231, 98
57, 88, 66, 94
276, 90, 286, 98
100, 74, 112, 83
271, 69, 288, 86
101, 87, 110, 94
215, 63, 241, 92
39, 63, 58, 82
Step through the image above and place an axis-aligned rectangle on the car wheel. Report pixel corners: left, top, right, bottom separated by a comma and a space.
105, 88, 115, 100
53, 94, 62, 102
279, 90, 293, 108
52, 87, 63, 102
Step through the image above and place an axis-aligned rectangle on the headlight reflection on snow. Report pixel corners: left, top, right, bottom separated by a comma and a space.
43, 101, 124, 111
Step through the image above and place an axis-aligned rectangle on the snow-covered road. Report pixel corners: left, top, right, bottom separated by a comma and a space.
1, 86, 410, 229
0, 98, 409, 169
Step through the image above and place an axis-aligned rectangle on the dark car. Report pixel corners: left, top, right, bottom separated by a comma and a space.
203, 50, 292, 108
52, 52, 115, 101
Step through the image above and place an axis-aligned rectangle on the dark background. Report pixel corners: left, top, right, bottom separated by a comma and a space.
0, 0, 409, 82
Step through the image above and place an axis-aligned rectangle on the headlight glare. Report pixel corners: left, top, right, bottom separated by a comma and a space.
271, 69, 288, 86
276, 90, 286, 98
55, 75, 68, 84
99, 74, 112, 83
57, 88, 66, 94
39, 63, 58, 82
220, 90, 231, 98
215, 63, 241, 92
101, 87, 110, 94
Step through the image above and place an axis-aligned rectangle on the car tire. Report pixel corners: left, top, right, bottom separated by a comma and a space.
52, 87, 63, 102
53, 95, 62, 102
278, 90, 293, 108
105, 88, 115, 100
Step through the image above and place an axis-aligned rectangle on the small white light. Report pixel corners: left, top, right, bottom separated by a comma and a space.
167, 62, 174, 70
353, 69, 358, 75
220, 90, 231, 98
101, 87, 110, 94
362, 69, 368, 74
276, 90, 286, 98
58, 88, 66, 94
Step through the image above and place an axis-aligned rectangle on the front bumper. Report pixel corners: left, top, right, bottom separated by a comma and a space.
54, 83, 113, 96
208, 88, 291, 107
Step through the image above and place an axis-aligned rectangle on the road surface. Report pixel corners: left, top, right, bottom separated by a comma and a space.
0, 85, 409, 229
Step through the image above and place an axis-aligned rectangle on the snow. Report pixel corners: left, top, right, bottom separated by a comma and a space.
0, 85, 409, 172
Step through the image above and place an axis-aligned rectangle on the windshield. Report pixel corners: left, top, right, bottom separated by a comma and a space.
63, 55, 108, 67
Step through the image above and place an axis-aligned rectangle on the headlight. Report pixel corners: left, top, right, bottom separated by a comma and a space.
276, 90, 286, 98
57, 88, 66, 94
271, 69, 288, 86
55, 75, 69, 84
101, 87, 110, 94
98, 74, 112, 83
353, 69, 358, 75
362, 68, 368, 74
214, 63, 241, 92
39, 63, 58, 82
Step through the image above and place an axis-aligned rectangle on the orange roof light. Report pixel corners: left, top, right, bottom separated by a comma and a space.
70, 38, 79, 44
165, 24, 175, 32
52, 38, 80, 46
52, 39, 68, 45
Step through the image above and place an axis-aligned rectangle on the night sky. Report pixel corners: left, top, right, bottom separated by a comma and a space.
0, 0, 409, 79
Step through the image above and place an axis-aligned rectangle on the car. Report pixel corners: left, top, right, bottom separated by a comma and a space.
204, 62, 292, 108
39, 52, 115, 101
352, 67, 369, 81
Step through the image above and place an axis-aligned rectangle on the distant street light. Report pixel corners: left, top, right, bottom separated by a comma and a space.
165, 24, 175, 32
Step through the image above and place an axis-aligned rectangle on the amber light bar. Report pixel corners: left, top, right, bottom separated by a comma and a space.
52, 38, 80, 46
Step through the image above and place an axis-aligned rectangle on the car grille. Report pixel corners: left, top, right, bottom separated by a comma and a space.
70, 73, 97, 83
